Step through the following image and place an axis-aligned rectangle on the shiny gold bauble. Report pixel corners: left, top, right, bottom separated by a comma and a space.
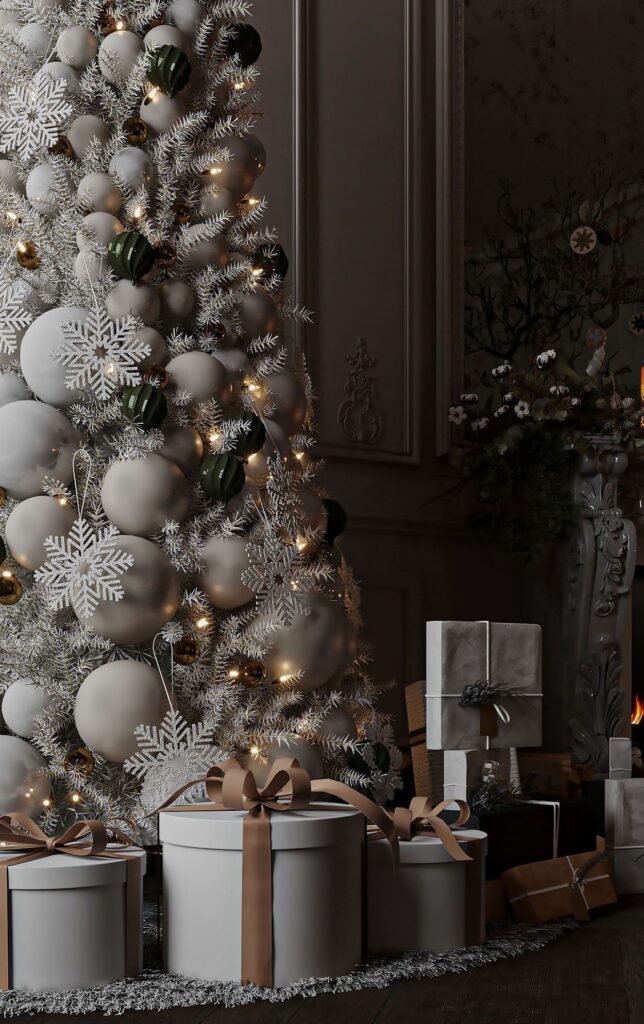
64, 745, 95, 776
147, 16, 166, 29
173, 199, 192, 225
123, 117, 149, 147
49, 135, 74, 160
0, 575, 22, 605
99, 13, 118, 35
153, 240, 177, 269
142, 364, 170, 390
227, 657, 266, 687
173, 637, 200, 666
0, 487, 6, 509
16, 242, 40, 270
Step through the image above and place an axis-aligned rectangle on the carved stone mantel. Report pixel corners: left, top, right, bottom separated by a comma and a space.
566, 445, 636, 772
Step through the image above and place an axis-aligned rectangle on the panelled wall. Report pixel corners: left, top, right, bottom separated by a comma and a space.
252, 0, 525, 738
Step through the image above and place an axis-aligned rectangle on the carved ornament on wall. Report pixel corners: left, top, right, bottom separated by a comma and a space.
338, 337, 384, 446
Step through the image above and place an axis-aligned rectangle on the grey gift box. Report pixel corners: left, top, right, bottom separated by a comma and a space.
609, 738, 632, 780
605, 778, 644, 893
443, 748, 512, 803
425, 621, 542, 751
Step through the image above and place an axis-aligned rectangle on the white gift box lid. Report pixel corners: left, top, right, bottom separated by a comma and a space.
369, 829, 487, 865
0, 846, 146, 891
159, 803, 363, 851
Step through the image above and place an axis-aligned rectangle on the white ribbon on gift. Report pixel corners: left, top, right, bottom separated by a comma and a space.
508, 855, 610, 908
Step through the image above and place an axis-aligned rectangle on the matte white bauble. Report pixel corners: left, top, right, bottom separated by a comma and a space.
167, 0, 202, 35
229, 133, 266, 175
199, 186, 238, 221
241, 737, 323, 789
166, 352, 232, 407
34, 0, 68, 12
0, 159, 24, 194
77, 172, 122, 215
34, 62, 81, 96
0, 372, 28, 407
317, 708, 358, 742
296, 489, 327, 555
160, 425, 203, 475
140, 92, 187, 134
5, 494, 76, 570
26, 163, 69, 216
77, 212, 123, 251
199, 534, 254, 610
20, 306, 87, 407
0, 735, 50, 815
76, 536, 180, 645
56, 25, 97, 67
74, 661, 167, 763
182, 225, 229, 271
144, 25, 187, 50
99, 30, 143, 84
262, 370, 307, 435
157, 279, 195, 322
107, 281, 160, 325
19, 22, 53, 58
138, 327, 167, 368
213, 347, 251, 385
227, 479, 261, 516
202, 159, 255, 202
67, 114, 110, 158
0, 401, 81, 499
0, 15, 20, 38
74, 250, 107, 283
109, 147, 154, 191
244, 419, 292, 487
101, 454, 190, 537
239, 288, 280, 341
2, 679, 53, 740
254, 592, 357, 691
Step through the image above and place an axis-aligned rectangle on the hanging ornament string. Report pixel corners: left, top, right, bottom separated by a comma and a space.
71, 448, 93, 518
152, 631, 175, 711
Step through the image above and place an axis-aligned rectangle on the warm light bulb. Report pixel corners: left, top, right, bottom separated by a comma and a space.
196, 617, 210, 630
250, 745, 261, 757
295, 452, 304, 461
209, 431, 221, 444
5, 211, 18, 224
1, 570, 13, 579
208, 166, 222, 176
251, 267, 264, 278
145, 87, 160, 103
247, 453, 257, 463
234, 81, 247, 92
16, 241, 28, 254
279, 673, 292, 683
132, 206, 143, 220
42, 798, 51, 808
246, 197, 260, 207
115, 19, 126, 30
228, 668, 240, 679
296, 539, 307, 552
58, 497, 68, 506
70, 792, 81, 804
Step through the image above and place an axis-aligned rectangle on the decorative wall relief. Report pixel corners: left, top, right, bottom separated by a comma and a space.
338, 337, 385, 446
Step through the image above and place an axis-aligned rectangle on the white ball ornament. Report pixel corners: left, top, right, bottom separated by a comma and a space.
0, 401, 81, 499
182, 226, 229, 271
35, 62, 81, 96
26, 163, 70, 216
74, 250, 107, 284
166, 352, 232, 407
67, 115, 110, 158
56, 25, 97, 68
77, 212, 124, 251
0, 15, 21, 38
74, 661, 167, 763
140, 91, 187, 134
240, 288, 280, 341
99, 30, 143, 84
242, 737, 323, 788
5, 495, 76, 570
296, 489, 327, 555
19, 22, 53, 58
0, 159, 24, 195
0, 372, 28, 407
138, 327, 167, 367
199, 186, 238, 221
109, 147, 154, 191
167, 0, 203, 36
20, 306, 87, 408
76, 536, 181, 645
2, 679, 53, 740
107, 281, 160, 326
199, 534, 254, 610
262, 369, 307, 435
160, 425, 203, 475
77, 172, 123, 215
244, 419, 296, 487
101, 455, 191, 537
144, 25, 187, 50
0, 735, 50, 815
158, 280, 195, 323
317, 708, 358, 742
213, 347, 251, 385
34, 0, 68, 12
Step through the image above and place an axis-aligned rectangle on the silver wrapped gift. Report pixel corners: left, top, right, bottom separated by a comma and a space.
605, 779, 644, 893
443, 748, 512, 803
608, 738, 632, 780
425, 621, 542, 751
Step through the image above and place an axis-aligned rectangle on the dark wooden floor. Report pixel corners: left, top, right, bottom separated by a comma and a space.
14, 897, 644, 1024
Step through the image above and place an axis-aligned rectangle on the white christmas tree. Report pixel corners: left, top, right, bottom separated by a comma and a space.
0, 0, 400, 832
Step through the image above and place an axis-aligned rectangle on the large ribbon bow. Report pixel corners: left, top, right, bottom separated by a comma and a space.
0, 814, 112, 856
390, 797, 477, 862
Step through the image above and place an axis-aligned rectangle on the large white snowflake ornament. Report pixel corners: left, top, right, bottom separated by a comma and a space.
55, 311, 150, 401
35, 518, 134, 618
0, 281, 36, 355
124, 710, 222, 811
0, 77, 73, 161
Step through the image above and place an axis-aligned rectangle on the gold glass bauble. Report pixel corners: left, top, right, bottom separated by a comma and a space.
64, 745, 95, 776
49, 135, 74, 159
0, 575, 22, 605
242, 659, 266, 687
153, 240, 177, 269
16, 242, 40, 270
123, 117, 149, 147
99, 12, 118, 35
173, 637, 200, 666
173, 199, 192, 225
142, 365, 170, 389
0, 487, 6, 509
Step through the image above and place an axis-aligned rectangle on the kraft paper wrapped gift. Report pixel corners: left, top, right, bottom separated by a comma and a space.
443, 748, 512, 803
501, 843, 616, 924
605, 778, 644, 893
425, 621, 542, 750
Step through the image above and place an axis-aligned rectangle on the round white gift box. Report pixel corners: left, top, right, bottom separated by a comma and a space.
366, 829, 487, 955
0, 847, 146, 992
160, 804, 364, 987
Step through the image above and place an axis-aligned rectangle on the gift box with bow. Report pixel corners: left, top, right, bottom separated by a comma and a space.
605, 778, 644, 893
500, 841, 616, 924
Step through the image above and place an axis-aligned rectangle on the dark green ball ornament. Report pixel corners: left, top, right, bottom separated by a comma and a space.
351, 741, 391, 778
223, 22, 262, 68
108, 231, 156, 283
323, 499, 347, 545
122, 383, 168, 430
229, 412, 266, 459
200, 453, 245, 502
148, 44, 191, 98
252, 243, 289, 281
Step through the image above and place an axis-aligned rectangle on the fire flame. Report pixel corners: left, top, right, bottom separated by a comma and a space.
632, 694, 644, 726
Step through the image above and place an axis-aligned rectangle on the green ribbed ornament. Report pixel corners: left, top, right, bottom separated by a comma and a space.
200, 453, 245, 502
148, 45, 191, 98
122, 383, 168, 430
323, 498, 347, 544
229, 412, 266, 459
108, 231, 156, 283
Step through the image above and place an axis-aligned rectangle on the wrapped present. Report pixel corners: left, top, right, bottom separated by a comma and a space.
425, 621, 542, 750
518, 752, 592, 799
444, 748, 511, 803
159, 758, 397, 988
609, 738, 632, 781
605, 778, 644, 893
0, 816, 144, 992
366, 798, 486, 955
501, 842, 616, 923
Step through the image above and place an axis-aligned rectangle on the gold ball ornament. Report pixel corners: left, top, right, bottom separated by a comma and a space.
99, 12, 119, 35
49, 135, 74, 160
227, 657, 265, 687
123, 116, 149, 147
16, 242, 40, 270
142, 364, 170, 389
0, 574, 23, 606
153, 240, 177, 269
172, 199, 192, 225
172, 637, 200, 665
0, 487, 6, 509
64, 745, 95, 776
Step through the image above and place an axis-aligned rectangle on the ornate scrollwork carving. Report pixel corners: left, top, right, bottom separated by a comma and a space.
338, 337, 384, 446
571, 642, 625, 769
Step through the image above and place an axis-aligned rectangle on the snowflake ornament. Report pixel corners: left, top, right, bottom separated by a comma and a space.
0, 77, 73, 161
55, 311, 150, 401
35, 518, 134, 619
242, 532, 307, 619
570, 225, 597, 255
124, 710, 221, 811
0, 281, 36, 355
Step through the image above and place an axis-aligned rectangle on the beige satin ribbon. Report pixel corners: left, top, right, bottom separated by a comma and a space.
155, 757, 399, 988
0, 815, 142, 990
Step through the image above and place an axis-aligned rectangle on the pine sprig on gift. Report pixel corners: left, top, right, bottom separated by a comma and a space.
458, 680, 505, 707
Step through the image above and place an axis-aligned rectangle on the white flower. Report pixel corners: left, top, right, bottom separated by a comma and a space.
536, 349, 557, 368
459, 392, 479, 404
609, 394, 622, 411
471, 417, 489, 431
570, 397, 581, 407
448, 405, 468, 425
494, 405, 509, 418
515, 401, 530, 419
596, 398, 607, 410
491, 363, 512, 379
622, 397, 635, 409
550, 385, 569, 396
503, 392, 515, 403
